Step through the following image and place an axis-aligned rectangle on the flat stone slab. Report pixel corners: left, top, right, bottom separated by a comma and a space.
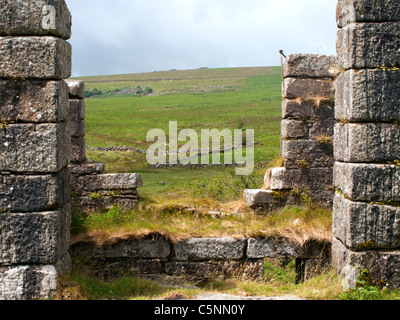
0, 0, 72, 40
336, 69, 400, 122
165, 260, 263, 281
332, 237, 400, 289
69, 162, 105, 176
173, 238, 246, 261
247, 238, 330, 259
0, 80, 69, 123
337, 22, 400, 70
70, 237, 171, 260
0, 265, 59, 300
283, 78, 334, 100
65, 79, 85, 99
0, 208, 70, 265
0, 123, 70, 173
336, 0, 400, 28
283, 54, 336, 79
333, 193, 400, 251
0, 169, 70, 213
268, 167, 333, 193
72, 173, 143, 194
281, 119, 335, 140
334, 162, 400, 202
334, 123, 400, 163
0, 36, 71, 79
243, 189, 280, 209
282, 99, 334, 120
281, 140, 333, 169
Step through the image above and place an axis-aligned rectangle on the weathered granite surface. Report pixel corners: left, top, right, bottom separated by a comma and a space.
0, 123, 70, 173
283, 54, 336, 79
282, 99, 334, 120
173, 238, 246, 261
281, 119, 335, 139
336, 69, 400, 122
0, 36, 71, 79
337, 22, 400, 69
0, 80, 69, 123
0, 206, 70, 265
334, 123, 400, 163
281, 140, 334, 169
333, 193, 400, 250
283, 78, 334, 100
0, 0, 72, 39
70, 237, 171, 260
0, 169, 70, 213
334, 162, 400, 202
268, 167, 333, 196
247, 238, 331, 259
332, 237, 400, 289
72, 173, 143, 194
0, 265, 58, 300
336, 0, 400, 28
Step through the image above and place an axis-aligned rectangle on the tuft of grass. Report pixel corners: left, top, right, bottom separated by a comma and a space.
71, 203, 333, 247
315, 135, 333, 145
55, 270, 199, 300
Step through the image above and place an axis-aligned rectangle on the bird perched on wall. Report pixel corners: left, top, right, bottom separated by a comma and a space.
279, 50, 287, 59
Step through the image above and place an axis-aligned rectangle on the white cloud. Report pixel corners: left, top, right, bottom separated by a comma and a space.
65, 0, 337, 76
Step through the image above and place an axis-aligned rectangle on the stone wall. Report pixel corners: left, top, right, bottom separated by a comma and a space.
244, 54, 336, 212
70, 235, 331, 284
0, 0, 72, 299
65, 80, 143, 213
333, 0, 400, 289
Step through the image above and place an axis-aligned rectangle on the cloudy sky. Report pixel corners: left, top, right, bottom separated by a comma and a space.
65, 0, 338, 77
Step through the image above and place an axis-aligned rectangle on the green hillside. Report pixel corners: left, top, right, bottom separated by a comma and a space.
73, 66, 283, 203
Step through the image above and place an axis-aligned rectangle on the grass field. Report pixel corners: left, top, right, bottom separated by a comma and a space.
74, 66, 283, 203
66, 67, 400, 300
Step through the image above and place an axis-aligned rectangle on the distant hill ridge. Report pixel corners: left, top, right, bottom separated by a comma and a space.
73, 66, 279, 83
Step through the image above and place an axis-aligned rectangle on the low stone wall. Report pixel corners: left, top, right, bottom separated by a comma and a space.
70, 235, 331, 283
65, 80, 143, 213
244, 54, 336, 212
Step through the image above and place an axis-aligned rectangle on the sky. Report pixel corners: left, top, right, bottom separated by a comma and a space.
65, 0, 338, 77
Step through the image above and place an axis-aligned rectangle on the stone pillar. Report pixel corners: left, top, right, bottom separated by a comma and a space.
244, 54, 336, 211
0, 1, 72, 299
333, 0, 400, 289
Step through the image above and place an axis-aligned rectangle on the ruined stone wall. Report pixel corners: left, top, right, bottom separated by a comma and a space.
244, 54, 336, 211
65, 80, 143, 213
333, 0, 400, 289
70, 235, 330, 283
0, 0, 72, 299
